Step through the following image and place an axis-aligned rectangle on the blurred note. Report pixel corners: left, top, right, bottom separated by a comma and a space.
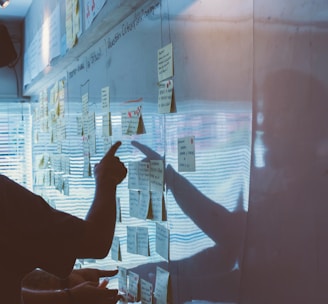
87, 112, 96, 137
128, 271, 140, 302
102, 112, 112, 137
151, 191, 166, 221
82, 93, 89, 115
118, 267, 128, 294
129, 190, 140, 218
128, 161, 139, 190
140, 279, 153, 304
150, 160, 164, 192
76, 115, 83, 136
101, 86, 110, 112
139, 191, 151, 220
116, 197, 121, 222
137, 226, 150, 257
138, 161, 150, 191
154, 267, 170, 304
111, 236, 122, 261
156, 223, 169, 260
103, 136, 112, 153
127, 226, 138, 254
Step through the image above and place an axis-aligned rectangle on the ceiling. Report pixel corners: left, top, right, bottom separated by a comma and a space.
0, 0, 32, 20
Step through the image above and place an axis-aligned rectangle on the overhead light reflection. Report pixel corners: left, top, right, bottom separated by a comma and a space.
0, 0, 10, 9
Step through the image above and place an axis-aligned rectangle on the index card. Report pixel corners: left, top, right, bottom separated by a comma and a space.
101, 86, 110, 112
158, 43, 173, 82
111, 236, 122, 261
158, 79, 175, 114
151, 191, 166, 221
128, 161, 139, 190
150, 160, 164, 192
129, 190, 140, 218
118, 267, 128, 294
156, 223, 169, 260
178, 136, 196, 172
139, 191, 151, 220
154, 267, 170, 304
140, 279, 153, 304
87, 112, 96, 138
138, 161, 150, 191
102, 112, 112, 137
127, 226, 138, 254
82, 92, 89, 115
121, 110, 130, 135
128, 271, 140, 301
123, 106, 146, 135
137, 226, 150, 257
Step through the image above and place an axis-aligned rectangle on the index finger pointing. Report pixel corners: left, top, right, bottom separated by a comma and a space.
104, 141, 122, 160
98, 269, 119, 278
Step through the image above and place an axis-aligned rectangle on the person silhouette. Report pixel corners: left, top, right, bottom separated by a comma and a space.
0, 141, 127, 304
241, 69, 328, 304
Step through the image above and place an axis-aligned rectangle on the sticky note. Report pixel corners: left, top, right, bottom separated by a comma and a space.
140, 279, 153, 304
137, 226, 150, 257
101, 86, 110, 112
150, 160, 164, 192
154, 267, 170, 304
158, 43, 174, 82
158, 79, 174, 114
156, 223, 169, 260
178, 136, 196, 172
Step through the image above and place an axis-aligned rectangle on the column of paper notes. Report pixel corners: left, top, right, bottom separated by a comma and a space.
157, 43, 175, 113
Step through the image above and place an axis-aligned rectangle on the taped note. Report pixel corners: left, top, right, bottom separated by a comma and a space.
156, 223, 169, 260
121, 106, 146, 135
158, 43, 174, 82
178, 136, 196, 172
154, 267, 170, 304
158, 79, 176, 114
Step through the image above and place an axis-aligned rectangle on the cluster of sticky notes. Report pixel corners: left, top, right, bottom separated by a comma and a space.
128, 160, 165, 192
157, 43, 176, 113
78, 86, 113, 177
114, 221, 169, 261
128, 160, 166, 221
118, 266, 170, 304
101, 86, 112, 136
34, 153, 71, 196
121, 105, 146, 135
66, 0, 80, 49
34, 80, 66, 156
127, 226, 150, 257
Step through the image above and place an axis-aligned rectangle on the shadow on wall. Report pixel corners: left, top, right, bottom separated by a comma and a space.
130, 69, 328, 304
241, 69, 328, 304
131, 141, 247, 304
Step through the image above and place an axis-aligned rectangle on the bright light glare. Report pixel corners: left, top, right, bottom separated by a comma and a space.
0, 0, 10, 8
41, 15, 50, 68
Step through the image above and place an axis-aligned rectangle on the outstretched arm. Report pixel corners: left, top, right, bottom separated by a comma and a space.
22, 268, 118, 290
77, 141, 127, 259
22, 281, 120, 304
